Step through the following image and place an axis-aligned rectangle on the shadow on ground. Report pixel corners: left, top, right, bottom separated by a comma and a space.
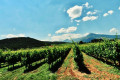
8, 64, 23, 71
75, 59, 91, 74
0, 63, 9, 69
49, 51, 70, 73
88, 55, 120, 70
24, 61, 46, 73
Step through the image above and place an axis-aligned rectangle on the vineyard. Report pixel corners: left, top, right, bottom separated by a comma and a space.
0, 45, 71, 70
0, 40, 120, 80
80, 39, 120, 66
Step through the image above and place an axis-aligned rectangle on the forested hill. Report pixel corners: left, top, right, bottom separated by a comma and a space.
0, 37, 66, 50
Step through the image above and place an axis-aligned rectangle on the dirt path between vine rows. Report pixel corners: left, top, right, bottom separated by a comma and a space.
83, 53, 120, 80
57, 49, 120, 80
57, 49, 88, 80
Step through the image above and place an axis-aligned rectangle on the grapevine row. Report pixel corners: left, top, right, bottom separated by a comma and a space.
0, 45, 71, 69
80, 40, 120, 66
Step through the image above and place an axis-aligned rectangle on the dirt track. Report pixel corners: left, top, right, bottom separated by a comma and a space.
57, 49, 120, 80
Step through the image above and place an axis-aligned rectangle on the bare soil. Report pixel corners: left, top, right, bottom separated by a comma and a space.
57, 50, 120, 80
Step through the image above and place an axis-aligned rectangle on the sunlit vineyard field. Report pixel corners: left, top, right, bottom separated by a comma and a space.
0, 40, 120, 80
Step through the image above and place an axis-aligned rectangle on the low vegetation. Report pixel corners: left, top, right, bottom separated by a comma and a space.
0, 38, 120, 80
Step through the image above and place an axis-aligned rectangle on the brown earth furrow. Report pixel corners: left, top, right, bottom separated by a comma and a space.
57, 50, 120, 80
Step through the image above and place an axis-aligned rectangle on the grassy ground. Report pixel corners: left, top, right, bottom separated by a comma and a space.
81, 52, 120, 79
0, 60, 57, 80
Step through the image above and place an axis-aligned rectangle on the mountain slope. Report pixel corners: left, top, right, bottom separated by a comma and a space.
64, 33, 120, 42
0, 37, 47, 50
0, 37, 66, 50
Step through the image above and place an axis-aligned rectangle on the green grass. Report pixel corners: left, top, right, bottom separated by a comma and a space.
0, 48, 72, 80
17, 63, 57, 80
83, 52, 120, 76
0, 60, 57, 80
72, 58, 78, 70
83, 75, 89, 78
62, 50, 72, 68
60, 76, 78, 80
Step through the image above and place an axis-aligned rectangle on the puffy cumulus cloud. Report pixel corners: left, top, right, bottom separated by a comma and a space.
84, 2, 89, 7
82, 16, 98, 21
119, 6, 120, 10
48, 34, 51, 37
87, 10, 98, 15
55, 27, 77, 34
83, 2, 93, 8
51, 33, 82, 41
51, 32, 91, 41
108, 10, 113, 14
109, 28, 118, 33
67, 2, 95, 22
1, 34, 25, 38
103, 13, 108, 17
75, 20, 81, 22
103, 10, 114, 17
67, 5, 83, 19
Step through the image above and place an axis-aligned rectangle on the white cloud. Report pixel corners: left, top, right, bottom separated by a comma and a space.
83, 2, 93, 8
103, 13, 108, 17
51, 32, 91, 41
84, 33, 90, 36
75, 20, 81, 22
77, 23, 79, 26
55, 27, 77, 34
109, 28, 118, 33
82, 16, 98, 21
84, 2, 89, 7
87, 10, 97, 15
108, 10, 113, 14
119, 6, 120, 10
48, 34, 51, 37
56, 28, 65, 34
1, 34, 25, 38
103, 10, 114, 17
51, 33, 82, 41
67, 5, 83, 19
18, 34, 25, 37
67, 2, 94, 21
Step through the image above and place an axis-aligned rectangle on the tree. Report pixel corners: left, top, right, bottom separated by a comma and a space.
79, 41, 84, 44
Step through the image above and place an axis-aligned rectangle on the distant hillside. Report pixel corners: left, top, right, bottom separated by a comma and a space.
0, 37, 66, 50
64, 33, 120, 42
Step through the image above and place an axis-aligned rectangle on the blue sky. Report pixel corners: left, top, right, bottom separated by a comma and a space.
0, 0, 120, 41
